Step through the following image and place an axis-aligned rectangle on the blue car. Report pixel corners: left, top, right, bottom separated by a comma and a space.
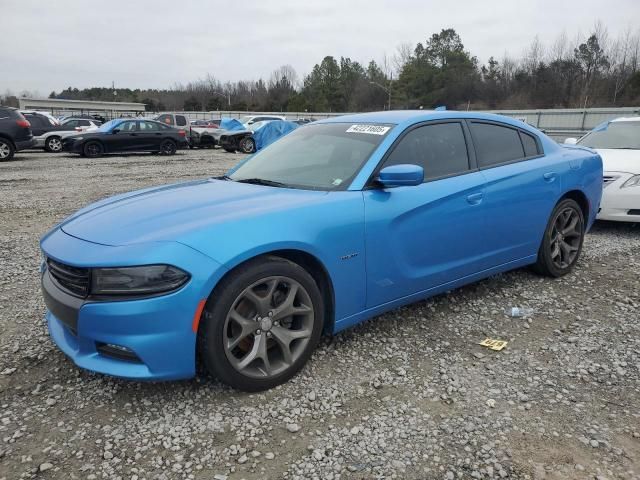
40, 111, 602, 391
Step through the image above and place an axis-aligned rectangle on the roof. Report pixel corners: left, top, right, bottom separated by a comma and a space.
316, 110, 532, 128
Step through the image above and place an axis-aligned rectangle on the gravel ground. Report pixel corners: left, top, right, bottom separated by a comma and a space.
0, 149, 639, 480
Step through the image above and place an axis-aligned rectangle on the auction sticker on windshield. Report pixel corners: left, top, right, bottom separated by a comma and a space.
346, 124, 390, 135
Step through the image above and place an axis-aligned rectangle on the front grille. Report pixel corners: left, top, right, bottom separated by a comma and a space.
603, 175, 619, 188
46, 258, 90, 297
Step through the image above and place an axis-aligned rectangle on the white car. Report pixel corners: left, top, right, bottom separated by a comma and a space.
238, 115, 285, 127
565, 117, 640, 222
34, 118, 101, 152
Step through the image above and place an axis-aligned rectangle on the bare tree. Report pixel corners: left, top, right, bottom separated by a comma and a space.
393, 42, 413, 74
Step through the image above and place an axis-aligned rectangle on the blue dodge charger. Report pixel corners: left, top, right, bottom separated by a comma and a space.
40, 111, 602, 391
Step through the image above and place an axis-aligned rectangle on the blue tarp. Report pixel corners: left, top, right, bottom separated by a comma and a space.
219, 118, 246, 132
252, 120, 299, 151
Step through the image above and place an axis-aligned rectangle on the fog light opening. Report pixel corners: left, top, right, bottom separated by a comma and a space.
96, 342, 142, 363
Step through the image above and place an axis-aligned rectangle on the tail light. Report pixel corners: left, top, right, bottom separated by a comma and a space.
16, 119, 31, 128
178, 130, 186, 137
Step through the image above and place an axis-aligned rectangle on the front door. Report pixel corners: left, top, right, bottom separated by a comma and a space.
363, 121, 487, 308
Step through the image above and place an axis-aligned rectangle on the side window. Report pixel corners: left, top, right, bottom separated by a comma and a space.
63, 120, 78, 129
25, 115, 42, 127
140, 121, 160, 131
470, 122, 525, 167
520, 131, 540, 157
157, 114, 174, 126
384, 122, 470, 181
78, 120, 91, 127
117, 121, 137, 132
176, 115, 187, 127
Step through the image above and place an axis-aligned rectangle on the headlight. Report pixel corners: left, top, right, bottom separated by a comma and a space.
621, 175, 640, 188
91, 265, 190, 296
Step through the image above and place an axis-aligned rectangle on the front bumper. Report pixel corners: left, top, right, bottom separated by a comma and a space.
597, 172, 640, 223
41, 228, 227, 380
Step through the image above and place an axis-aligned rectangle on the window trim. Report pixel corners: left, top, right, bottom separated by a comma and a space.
465, 119, 544, 171
365, 119, 478, 189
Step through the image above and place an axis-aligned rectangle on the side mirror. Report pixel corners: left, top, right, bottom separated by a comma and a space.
112, 128, 120, 134
564, 137, 578, 145
377, 164, 424, 187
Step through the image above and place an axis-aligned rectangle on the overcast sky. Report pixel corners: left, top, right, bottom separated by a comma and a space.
2, 0, 639, 95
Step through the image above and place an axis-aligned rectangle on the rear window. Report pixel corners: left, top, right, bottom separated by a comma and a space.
176, 115, 187, 127
520, 131, 540, 157
470, 122, 525, 167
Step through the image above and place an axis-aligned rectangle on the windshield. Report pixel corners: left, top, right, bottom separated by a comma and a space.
579, 121, 640, 149
97, 119, 121, 132
228, 123, 392, 190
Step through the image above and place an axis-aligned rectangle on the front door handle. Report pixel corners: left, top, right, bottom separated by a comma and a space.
543, 172, 557, 182
466, 192, 483, 205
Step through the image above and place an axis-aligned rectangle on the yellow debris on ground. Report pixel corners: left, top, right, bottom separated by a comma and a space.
479, 338, 508, 351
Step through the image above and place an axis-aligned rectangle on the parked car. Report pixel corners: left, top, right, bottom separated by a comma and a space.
62, 118, 188, 158
220, 120, 298, 153
60, 114, 106, 124
154, 113, 216, 148
191, 120, 220, 128
238, 114, 286, 127
0, 107, 34, 161
565, 117, 640, 223
219, 120, 276, 153
40, 111, 602, 391
20, 111, 61, 137
34, 118, 103, 153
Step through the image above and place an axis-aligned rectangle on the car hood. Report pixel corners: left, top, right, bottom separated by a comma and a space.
59, 179, 327, 246
595, 148, 640, 174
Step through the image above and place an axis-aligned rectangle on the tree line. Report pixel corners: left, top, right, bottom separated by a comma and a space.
4, 25, 640, 112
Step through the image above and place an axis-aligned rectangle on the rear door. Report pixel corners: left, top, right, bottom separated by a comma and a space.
363, 120, 488, 307
468, 120, 561, 264
138, 121, 163, 150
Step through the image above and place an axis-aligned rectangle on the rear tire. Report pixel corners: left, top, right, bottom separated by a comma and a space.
160, 139, 177, 155
83, 141, 103, 158
532, 198, 585, 277
0, 138, 15, 161
45, 136, 63, 153
197, 256, 324, 391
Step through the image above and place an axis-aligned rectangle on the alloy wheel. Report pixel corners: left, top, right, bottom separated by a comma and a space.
223, 276, 314, 378
549, 207, 582, 269
0, 142, 10, 159
48, 137, 62, 152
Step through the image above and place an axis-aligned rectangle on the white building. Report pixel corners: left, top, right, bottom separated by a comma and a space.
18, 97, 146, 118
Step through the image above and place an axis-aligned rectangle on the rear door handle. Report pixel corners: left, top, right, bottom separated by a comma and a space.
543, 172, 557, 182
466, 192, 483, 205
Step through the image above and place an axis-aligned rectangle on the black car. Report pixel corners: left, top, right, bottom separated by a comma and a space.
0, 107, 34, 161
219, 131, 255, 153
20, 111, 61, 137
62, 119, 189, 158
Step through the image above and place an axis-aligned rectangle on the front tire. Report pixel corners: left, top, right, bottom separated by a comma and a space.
198, 256, 324, 391
0, 138, 15, 161
45, 136, 63, 153
239, 136, 256, 154
532, 198, 585, 277
83, 141, 104, 158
